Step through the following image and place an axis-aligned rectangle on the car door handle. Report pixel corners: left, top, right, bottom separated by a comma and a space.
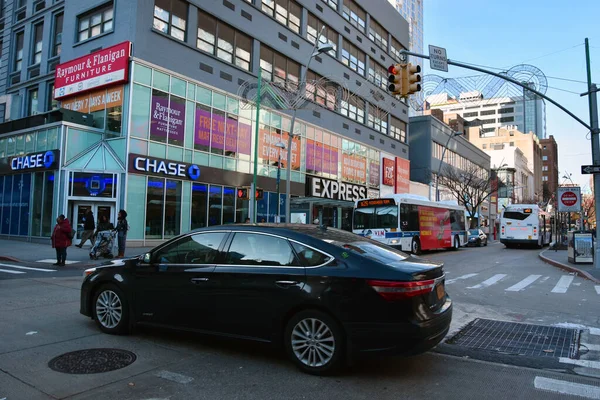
191, 277, 209, 284
275, 280, 300, 287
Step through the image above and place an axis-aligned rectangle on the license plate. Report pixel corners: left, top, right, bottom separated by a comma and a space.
436, 284, 445, 300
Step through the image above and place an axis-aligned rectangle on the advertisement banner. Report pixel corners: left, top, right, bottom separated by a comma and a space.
342, 153, 367, 183
395, 157, 410, 194
418, 206, 452, 250
573, 233, 594, 263
150, 95, 186, 142
61, 86, 124, 113
225, 117, 238, 154
382, 157, 395, 186
369, 162, 380, 187
260, 129, 300, 169
557, 186, 581, 212
306, 140, 338, 175
237, 122, 252, 156
194, 108, 211, 148
210, 113, 226, 150
54, 41, 131, 99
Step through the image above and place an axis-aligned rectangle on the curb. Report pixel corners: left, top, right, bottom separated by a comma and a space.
539, 249, 600, 284
0, 256, 21, 263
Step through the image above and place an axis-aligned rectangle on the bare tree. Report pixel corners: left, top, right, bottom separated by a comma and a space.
437, 164, 492, 227
582, 194, 595, 229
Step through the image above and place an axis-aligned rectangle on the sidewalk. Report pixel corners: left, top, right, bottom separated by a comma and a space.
0, 239, 154, 268
539, 249, 600, 283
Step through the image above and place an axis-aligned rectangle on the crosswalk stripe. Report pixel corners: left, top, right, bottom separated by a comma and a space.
467, 274, 507, 289
559, 357, 600, 370
582, 343, 600, 352
446, 273, 478, 284
505, 275, 542, 292
551, 276, 575, 293
534, 376, 600, 399
595, 286, 600, 295
0, 263, 55, 272
0, 268, 25, 274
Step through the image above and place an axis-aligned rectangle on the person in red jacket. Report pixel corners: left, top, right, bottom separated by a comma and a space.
51, 214, 72, 266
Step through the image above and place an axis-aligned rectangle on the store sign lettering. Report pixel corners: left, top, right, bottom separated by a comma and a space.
9, 150, 58, 172
308, 177, 367, 202
130, 155, 201, 181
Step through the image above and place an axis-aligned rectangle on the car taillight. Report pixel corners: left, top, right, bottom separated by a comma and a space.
367, 279, 437, 300
502, 226, 505, 235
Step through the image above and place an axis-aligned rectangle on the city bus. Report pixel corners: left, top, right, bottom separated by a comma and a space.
500, 204, 552, 248
352, 194, 468, 254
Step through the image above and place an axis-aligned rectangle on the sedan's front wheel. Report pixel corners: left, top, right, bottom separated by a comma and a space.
93, 284, 130, 335
284, 310, 345, 375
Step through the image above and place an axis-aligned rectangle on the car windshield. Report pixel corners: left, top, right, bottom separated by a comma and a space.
469, 229, 479, 235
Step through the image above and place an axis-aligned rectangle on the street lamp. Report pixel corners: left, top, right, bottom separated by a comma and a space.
284, 29, 335, 223
435, 131, 463, 201
275, 141, 286, 223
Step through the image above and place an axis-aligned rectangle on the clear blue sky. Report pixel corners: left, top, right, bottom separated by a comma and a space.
424, 0, 600, 191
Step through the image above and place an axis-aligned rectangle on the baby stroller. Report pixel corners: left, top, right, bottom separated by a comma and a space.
89, 230, 116, 260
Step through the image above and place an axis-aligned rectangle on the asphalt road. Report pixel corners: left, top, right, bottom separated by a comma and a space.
1, 243, 599, 399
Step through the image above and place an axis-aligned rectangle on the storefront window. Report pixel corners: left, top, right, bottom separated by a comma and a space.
146, 177, 165, 239
169, 95, 186, 147
194, 104, 211, 153
41, 172, 54, 236
61, 87, 124, 134
268, 192, 281, 222
236, 195, 249, 223
208, 185, 222, 226
191, 183, 207, 229
164, 179, 182, 238
150, 89, 169, 143
132, 84, 151, 139
32, 172, 44, 236
223, 186, 235, 224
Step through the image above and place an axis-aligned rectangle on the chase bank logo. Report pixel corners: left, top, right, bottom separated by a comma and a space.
187, 164, 200, 181
43, 151, 55, 169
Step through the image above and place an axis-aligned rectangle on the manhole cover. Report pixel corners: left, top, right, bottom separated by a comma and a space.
446, 319, 581, 359
48, 348, 137, 374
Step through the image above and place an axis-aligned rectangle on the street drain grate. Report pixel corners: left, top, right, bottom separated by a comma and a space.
446, 319, 581, 359
48, 348, 137, 374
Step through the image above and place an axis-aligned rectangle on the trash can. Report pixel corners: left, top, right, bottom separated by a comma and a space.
568, 230, 594, 264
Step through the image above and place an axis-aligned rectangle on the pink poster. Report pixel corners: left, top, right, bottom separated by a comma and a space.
194, 108, 211, 147
238, 122, 251, 155
211, 113, 225, 150
225, 118, 238, 153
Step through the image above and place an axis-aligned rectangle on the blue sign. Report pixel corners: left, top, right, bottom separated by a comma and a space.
6, 150, 60, 174
187, 164, 201, 180
85, 175, 107, 197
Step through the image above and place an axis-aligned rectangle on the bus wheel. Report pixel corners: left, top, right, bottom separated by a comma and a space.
411, 238, 422, 255
451, 235, 460, 251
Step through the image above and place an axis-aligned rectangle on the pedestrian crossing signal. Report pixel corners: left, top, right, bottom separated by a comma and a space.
237, 187, 264, 200
255, 188, 264, 200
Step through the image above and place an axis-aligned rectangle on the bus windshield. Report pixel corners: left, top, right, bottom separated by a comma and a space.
353, 205, 398, 230
502, 211, 532, 221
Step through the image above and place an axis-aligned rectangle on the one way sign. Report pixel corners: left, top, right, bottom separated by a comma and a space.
581, 165, 600, 174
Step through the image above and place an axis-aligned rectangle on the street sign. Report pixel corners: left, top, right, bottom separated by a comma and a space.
581, 164, 600, 174
557, 186, 582, 212
428, 45, 448, 72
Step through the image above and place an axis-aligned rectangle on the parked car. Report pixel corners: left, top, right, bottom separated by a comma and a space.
467, 229, 488, 247
80, 224, 452, 375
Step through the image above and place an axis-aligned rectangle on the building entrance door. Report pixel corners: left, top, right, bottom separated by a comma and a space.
72, 203, 115, 245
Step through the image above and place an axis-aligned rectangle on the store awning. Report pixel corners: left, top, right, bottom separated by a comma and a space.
291, 197, 356, 208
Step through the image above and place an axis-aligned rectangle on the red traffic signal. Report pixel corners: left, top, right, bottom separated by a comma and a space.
237, 188, 249, 200
255, 188, 264, 200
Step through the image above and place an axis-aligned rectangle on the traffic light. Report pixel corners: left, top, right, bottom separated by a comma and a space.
401, 63, 422, 96
255, 188, 264, 200
387, 64, 403, 95
237, 187, 250, 200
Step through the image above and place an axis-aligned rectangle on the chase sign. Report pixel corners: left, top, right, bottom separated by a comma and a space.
1, 150, 60, 175
128, 154, 201, 181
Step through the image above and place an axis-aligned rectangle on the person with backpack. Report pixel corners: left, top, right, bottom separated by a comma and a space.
115, 209, 128, 258
51, 214, 73, 266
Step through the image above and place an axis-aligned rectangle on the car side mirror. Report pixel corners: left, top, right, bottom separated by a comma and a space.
142, 252, 151, 264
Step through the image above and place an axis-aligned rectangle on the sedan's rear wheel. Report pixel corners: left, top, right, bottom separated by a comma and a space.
93, 284, 130, 335
285, 310, 344, 375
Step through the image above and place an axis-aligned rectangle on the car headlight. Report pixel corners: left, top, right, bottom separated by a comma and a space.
83, 268, 97, 278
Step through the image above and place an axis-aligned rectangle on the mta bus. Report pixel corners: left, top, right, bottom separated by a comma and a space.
352, 194, 468, 254
500, 204, 552, 248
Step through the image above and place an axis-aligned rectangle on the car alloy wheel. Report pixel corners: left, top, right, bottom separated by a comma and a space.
285, 310, 344, 375
93, 284, 130, 335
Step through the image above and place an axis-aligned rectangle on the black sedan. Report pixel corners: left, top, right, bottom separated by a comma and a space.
80, 224, 452, 375
467, 228, 488, 247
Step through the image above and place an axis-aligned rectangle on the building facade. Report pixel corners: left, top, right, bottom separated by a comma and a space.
486, 146, 534, 202
540, 134, 558, 201
428, 92, 547, 139
0, 0, 414, 246
387, 0, 423, 72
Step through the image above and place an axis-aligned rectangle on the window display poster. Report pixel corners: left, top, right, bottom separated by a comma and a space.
260, 129, 301, 170
306, 139, 338, 175
395, 157, 410, 194
574, 233, 593, 263
238, 122, 252, 156
150, 95, 185, 142
342, 153, 367, 184
418, 206, 451, 250
369, 161, 380, 187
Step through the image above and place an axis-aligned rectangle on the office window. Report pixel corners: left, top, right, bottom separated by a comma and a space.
28, 88, 39, 116
197, 11, 252, 71
306, 13, 338, 57
341, 95, 365, 123
542, 166, 548, 171
543, 155, 548, 161
498, 107, 514, 114
368, 59, 386, 90
263, 0, 301, 34
14, 31, 24, 72
480, 109, 495, 116
542, 176, 548, 181
31, 22, 43, 65
52, 13, 63, 57
321, 0, 337, 10
16, 0, 25, 9
482, 144, 487, 149
78, 3, 114, 42
499, 116, 514, 123
368, 18, 388, 50
368, 104, 387, 134
389, 117, 406, 143
390, 37, 405, 62
342, 40, 365, 76
305, 70, 337, 111
153, 0, 187, 41
342, 0, 366, 32
463, 111, 478, 118
260, 45, 300, 90
479, 118, 496, 124
47, 83, 58, 111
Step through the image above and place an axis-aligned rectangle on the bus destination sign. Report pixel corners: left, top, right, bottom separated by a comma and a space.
357, 199, 394, 208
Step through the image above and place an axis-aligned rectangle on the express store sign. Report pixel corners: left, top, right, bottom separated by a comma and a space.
128, 154, 201, 181
54, 41, 131, 99
307, 176, 367, 202
1, 150, 60, 175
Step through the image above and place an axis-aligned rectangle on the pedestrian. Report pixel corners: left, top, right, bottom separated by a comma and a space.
51, 214, 73, 266
115, 209, 129, 258
95, 215, 115, 234
245, 217, 251, 223
76, 210, 95, 248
